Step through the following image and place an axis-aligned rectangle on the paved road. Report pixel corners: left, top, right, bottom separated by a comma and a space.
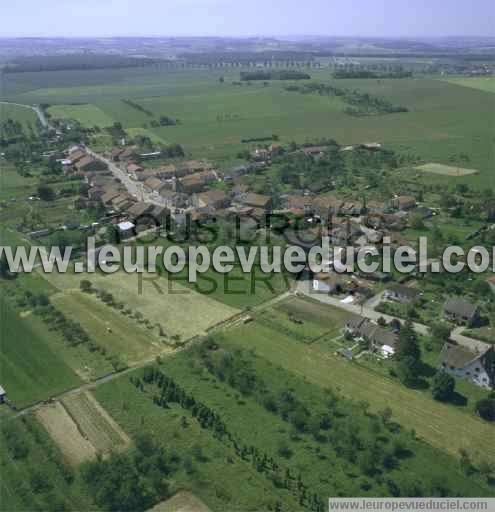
85, 148, 147, 202
0, 101, 51, 129
295, 279, 490, 353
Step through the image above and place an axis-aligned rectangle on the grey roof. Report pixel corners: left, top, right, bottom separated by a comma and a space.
439, 343, 482, 369
386, 284, 422, 300
443, 298, 479, 319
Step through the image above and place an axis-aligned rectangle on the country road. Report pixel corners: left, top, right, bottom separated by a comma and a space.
0, 101, 51, 129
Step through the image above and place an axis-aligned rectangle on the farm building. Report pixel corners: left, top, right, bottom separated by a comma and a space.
0, 385, 6, 404
439, 344, 495, 390
75, 156, 108, 173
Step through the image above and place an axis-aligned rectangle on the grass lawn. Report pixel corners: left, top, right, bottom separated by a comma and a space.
0, 297, 81, 407
0, 102, 39, 131
221, 297, 495, 464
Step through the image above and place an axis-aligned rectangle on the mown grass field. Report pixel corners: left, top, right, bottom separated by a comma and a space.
440, 77, 495, 94
43, 268, 239, 340
0, 297, 81, 407
2, 68, 493, 186
220, 296, 495, 464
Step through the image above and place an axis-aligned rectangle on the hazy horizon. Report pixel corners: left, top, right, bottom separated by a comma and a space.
1, 0, 494, 39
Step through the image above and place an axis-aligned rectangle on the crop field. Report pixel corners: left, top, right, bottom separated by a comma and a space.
36, 392, 130, 466
220, 297, 495, 463
440, 77, 495, 94
36, 401, 98, 465
43, 269, 239, 340
62, 391, 130, 453
47, 103, 115, 127
2, 68, 493, 184
0, 297, 81, 407
415, 162, 479, 176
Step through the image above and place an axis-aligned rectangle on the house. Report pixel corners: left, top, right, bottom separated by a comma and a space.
176, 160, 212, 177
301, 146, 329, 157
384, 284, 422, 305
75, 156, 108, 173
0, 385, 6, 404
439, 344, 494, 390
149, 205, 170, 225
313, 196, 344, 218
127, 202, 154, 219
391, 195, 416, 211
177, 174, 204, 194
110, 147, 125, 161
116, 221, 135, 238
68, 149, 87, 164
127, 163, 144, 178
366, 201, 387, 215
101, 190, 122, 206
193, 189, 230, 210
312, 272, 344, 294
344, 315, 399, 358
119, 147, 140, 162
144, 177, 166, 195
111, 193, 135, 212
413, 206, 434, 219
235, 193, 272, 214
443, 298, 480, 326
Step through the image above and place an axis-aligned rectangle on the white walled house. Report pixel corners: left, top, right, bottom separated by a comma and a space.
439, 344, 495, 390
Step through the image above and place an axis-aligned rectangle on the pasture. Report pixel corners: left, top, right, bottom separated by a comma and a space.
415, 162, 479, 177
221, 296, 495, 464
0, 297, 81, 407
2, 68, 493, 185
47, 103, 114, 128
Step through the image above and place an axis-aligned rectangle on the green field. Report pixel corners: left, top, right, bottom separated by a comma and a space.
0, 297, 81, 407
219, 297, 495, 464
47, 103, 115, 128
2, 69, 493, 186
95, 338, 493, 502
440, 77, 495, 94
0, 102, 39, 130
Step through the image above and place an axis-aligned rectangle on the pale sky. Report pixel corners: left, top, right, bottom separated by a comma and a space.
1, 0, 494, 38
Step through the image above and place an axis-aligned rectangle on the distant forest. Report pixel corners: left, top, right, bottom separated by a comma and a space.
333, 69, 413, 79
240, 70, 311, 81
2, 55, 160, 73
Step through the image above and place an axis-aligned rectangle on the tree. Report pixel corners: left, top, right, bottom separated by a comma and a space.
80, 280, 92, 293
475, 397, 495, 422
37, 184, 56, 201
409, 213, 424, 230
431, 371, 455, 401
395, 321, 421, 363
219, 76, 225, 84
396, 356, 418, 387
430, 323, 451, 345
